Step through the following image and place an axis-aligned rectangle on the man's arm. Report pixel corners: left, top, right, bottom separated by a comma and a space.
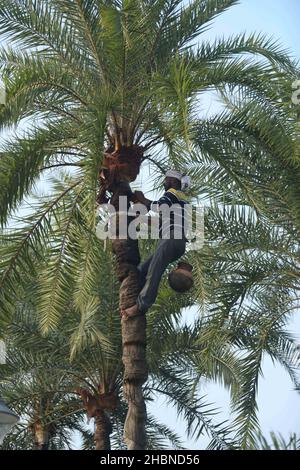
133, 190, 179, 210
133, 191, 152, 210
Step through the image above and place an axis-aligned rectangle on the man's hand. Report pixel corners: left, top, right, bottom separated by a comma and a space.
130, 192, 139, 203
134, 190, 146, 203
131, 190, 152, 210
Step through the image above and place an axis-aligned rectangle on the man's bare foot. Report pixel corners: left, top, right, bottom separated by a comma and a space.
120, 304, 141, 320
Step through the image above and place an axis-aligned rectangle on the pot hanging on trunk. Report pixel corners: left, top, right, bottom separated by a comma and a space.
168, 262, 194, 293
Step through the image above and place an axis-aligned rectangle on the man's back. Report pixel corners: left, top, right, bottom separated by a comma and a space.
151, 188, 189, 239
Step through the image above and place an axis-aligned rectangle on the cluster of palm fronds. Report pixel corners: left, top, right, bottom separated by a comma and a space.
0, 0, 299, 450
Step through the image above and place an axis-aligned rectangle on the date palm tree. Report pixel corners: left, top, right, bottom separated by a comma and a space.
2, 205, 299, 450
0, 0, 297, 449
0, 238, 238, 450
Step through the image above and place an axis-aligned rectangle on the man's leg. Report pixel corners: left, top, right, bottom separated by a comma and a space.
122, 239, 185, 319
137, 253, 153, 286
119, 254, 153, 319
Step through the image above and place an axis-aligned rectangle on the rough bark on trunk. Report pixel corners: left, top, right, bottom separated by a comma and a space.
111, 190, 148, 450
97, 143, 147, 449
33, 421, 49, 450
94, 410, 112, 450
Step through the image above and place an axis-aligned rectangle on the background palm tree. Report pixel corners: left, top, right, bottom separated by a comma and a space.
0, 0, 299, 450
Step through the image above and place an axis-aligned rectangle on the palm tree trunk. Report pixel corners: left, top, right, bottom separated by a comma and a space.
94, 410, 112, 450
122, 318, 148, 450
33, 421, 49, 450
111, 187, 148, 450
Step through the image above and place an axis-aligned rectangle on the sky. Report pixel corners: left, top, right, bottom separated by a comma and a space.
1, 0, 300, 450
147, 0, 300, 449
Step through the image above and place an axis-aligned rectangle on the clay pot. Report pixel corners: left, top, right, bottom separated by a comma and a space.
168, 262, 194, 293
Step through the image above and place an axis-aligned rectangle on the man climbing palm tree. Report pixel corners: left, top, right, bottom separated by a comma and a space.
121, 170, 190, 320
